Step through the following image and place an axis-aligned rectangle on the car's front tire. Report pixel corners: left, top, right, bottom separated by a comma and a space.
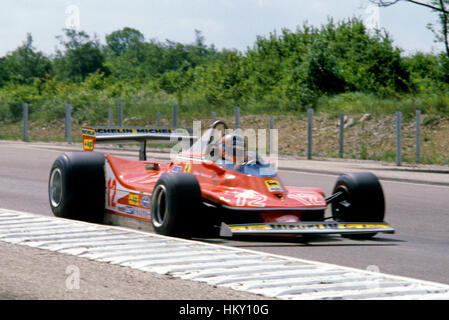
151, 173, 202, 238
331, 172, 385, 239
49, 152, 105, 223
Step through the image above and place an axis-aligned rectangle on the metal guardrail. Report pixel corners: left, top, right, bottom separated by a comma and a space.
20, 103, 423, 166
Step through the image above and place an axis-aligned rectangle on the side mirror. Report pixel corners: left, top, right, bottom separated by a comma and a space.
144, 162, 160, 171
202, 160, 226, 175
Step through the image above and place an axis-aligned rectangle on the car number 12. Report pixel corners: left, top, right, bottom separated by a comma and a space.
107, 178, 117, 208
235, 192, 267, 207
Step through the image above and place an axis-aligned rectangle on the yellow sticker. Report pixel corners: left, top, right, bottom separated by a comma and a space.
83, 138, 95, 151
340, 223, 390, 229
230, 225, 269, 231
184, 163, 192, 173
270, 223, 339, 230
82, 127, 96, 137
128, 194, 139, 206
264, 180, 282, 192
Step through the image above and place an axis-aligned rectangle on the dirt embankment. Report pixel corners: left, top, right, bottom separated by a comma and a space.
1, 113, 448, 165
189, 113, 449, 165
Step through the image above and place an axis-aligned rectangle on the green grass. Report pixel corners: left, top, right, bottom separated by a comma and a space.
315, 92, 449, 117
1, 89, 449, 166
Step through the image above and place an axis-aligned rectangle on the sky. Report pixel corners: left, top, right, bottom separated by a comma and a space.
0, 0, 444, 57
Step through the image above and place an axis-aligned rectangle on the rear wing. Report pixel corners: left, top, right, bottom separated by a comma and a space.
82, 126, 197, 160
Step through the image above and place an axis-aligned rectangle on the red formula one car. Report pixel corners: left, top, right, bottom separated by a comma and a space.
48, 120, 394, 239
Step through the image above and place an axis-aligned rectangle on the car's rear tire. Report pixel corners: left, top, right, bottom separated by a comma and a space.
331, 172, 385, 240
151, 173, 202, 238
49, 152, 105, 223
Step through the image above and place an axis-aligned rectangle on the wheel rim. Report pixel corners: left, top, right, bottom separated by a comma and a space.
152, 185, 167, 228
49, 168, 63, 208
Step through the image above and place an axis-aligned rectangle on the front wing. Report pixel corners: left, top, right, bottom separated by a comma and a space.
219, 221, 395, 237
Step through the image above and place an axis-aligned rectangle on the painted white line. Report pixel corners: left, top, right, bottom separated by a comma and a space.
279, 168, 449, 189
0, 208, 448, 300
379, 178, 449, 189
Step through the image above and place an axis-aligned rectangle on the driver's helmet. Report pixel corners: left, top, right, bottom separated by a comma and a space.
218, 133, 246, 163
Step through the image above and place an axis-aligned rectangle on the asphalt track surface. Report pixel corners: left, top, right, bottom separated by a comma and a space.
0, 142, 448, 287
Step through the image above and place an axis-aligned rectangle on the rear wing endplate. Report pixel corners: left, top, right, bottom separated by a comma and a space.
82, 126, 197, 160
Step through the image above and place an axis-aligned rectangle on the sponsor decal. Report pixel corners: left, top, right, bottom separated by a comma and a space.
128, 193, 139, 206
117, 205, 127, 212
95, 128, 177, 135
119, 205, 150, 219
82, 127, 96, 151
230, 223, 391, 232
264, 180, 283, 192
172, 165, 182, 173
184, 163, 192, 173
125, 206, 135, 215
269, 223, 339, 230
230, 224, 268, 231
81, 127, 96, 137
131, 208, 151, 218
340, 223, 390, 229
83, 137, 95, 151
141, 196, 150, 208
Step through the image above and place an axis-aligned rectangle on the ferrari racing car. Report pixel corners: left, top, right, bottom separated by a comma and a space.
48, 120, 395, 239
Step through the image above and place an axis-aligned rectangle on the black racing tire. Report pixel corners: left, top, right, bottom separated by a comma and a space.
331, 172, 385, 240
48, 152, 105, 223
151, 173, 202, 238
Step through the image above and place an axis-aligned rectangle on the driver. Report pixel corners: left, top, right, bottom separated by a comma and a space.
216, 133, 246, 168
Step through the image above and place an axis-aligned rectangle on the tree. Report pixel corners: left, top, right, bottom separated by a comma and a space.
54, 29, 107, 81
3, 34, 52, 85
0, 57, 10, 86
371, 0, 449, 13
428, 0, 449, 57
302, 38, 346, 95
370, 0, 449, 56
105, 27, 145, 56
